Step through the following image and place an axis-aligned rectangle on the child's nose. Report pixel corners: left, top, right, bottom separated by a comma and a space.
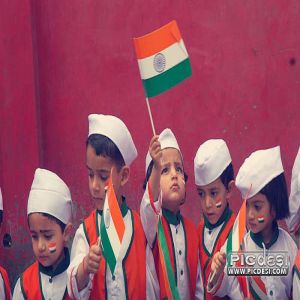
247, 208, 255, 220
205, 195, 213, 208
38, 239, 46, 252
92, 176, 101, 191
170, 167, 178, 178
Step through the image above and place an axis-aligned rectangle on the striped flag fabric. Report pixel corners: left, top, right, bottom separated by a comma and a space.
133, 20, 191, 98
158, 218, 180, 300
100, 175, 125, 274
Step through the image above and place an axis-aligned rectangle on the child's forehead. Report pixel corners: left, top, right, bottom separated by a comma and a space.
161, 148, 183, 164
28, 213, 61, 229
247, 193, 268, 204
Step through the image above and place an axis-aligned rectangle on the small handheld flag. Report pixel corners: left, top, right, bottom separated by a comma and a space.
100, 174, 125, 274
134, 20, 191, 98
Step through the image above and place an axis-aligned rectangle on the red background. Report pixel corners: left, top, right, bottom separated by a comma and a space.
1, 0, 299, 286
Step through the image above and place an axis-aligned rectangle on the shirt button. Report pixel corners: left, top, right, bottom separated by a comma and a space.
179, 250, 182, 255
49, 278, 52, 283
112, 275, 116, 281
270, 290, 273, 296
180, 270, 183, 276
176, 229, 178, 234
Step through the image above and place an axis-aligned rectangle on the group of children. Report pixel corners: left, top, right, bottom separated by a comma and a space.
0, 113, 299, 299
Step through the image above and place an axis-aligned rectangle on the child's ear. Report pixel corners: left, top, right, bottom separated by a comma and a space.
63, 223, 73, 244
120, 166, 130, 187
226, 180, 235, 199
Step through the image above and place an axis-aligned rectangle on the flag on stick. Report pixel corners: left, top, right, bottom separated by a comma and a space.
100, 175, 125, 274
133, 20, 191, 98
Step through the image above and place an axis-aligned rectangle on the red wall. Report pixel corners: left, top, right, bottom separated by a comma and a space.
1, 0, 300, 286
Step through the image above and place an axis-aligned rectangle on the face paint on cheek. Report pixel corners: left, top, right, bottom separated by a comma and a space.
257, 215, 265, 223
215, 199, 222, 209
48, 242, 57, 253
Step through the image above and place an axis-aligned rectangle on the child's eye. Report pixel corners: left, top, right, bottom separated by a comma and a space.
161, 167, 168, 174
254, 204, 261, 210
211, 191, 218, 197
31, 235, 38, 240
45, 235, 53, 241
176, 166, 183, 173
88, 172, 94, 178
100, 175, 109, 181
198, 191, 205, 198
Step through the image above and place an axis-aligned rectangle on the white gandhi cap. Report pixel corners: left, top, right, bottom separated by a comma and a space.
194, 139, 232, 186
88, 114, 137, 166
236, 146, 284, 199
145, 128, 181, 173
27, 168, 72, 224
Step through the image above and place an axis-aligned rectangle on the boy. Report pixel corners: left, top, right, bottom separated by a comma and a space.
67, 114, 158, 299
141, 128, 203, 299
194, 139, 236, 299
12, 168, 73, 299
0, 188, 11, 300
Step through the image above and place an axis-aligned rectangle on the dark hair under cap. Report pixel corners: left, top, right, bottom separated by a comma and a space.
260, 173, 290, 220
86, 134, 125, 171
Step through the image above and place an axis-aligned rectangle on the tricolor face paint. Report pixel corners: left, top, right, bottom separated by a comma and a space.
257, 215, 265, 223
48, 242, 57, 253
215, 199, 222, 208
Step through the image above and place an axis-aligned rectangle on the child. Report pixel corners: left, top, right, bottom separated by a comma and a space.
67, 114, 158, 299
12, 168, 73, 299
141, 128, 203, 299
194, 139, 236, 299
0, 188, 11, 300
209, 146, 298, 299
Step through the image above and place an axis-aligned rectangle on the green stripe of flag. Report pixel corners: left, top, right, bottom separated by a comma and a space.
143, 58, 191, 98
226, 230, 233, 266
100, 214, 117, 274
158, 219, 180, 300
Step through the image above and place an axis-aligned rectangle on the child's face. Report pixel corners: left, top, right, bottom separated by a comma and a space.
86, 144, 127, 210
29, 213, 69, 268
160, 148, 185, 213
246, 193, 275, 234
197, 178, 231, 225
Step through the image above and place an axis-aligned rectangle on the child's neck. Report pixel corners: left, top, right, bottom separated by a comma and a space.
260, 222, 274, 244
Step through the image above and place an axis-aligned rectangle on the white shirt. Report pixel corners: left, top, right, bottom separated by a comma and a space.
67, 208, 159, 300
0, 273, 8, 300
208, 227, 298, 300
140, 185, 204, 300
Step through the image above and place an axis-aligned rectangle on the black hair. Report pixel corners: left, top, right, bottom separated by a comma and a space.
259, 173, 289, 220
86, 134, 125, 171
28, 212, 66, 232
0, 210, 3, 224
220, 163, 235, 190
142, 160, 188, 191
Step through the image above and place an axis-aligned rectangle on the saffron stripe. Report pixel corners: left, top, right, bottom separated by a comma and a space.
133, 20, 182, 59
107, 177, 125, 241
143, 58, 191, 98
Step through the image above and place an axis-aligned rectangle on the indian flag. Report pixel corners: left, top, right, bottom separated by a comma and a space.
48, 242, 56, 253
133, 20, 191, 98
100, 175, 125, 274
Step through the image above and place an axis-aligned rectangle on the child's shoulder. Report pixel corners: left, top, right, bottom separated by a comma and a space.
278, 227, 298, 249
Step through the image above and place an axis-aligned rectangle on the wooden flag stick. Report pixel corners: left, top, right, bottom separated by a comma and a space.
146, 97, 156, 136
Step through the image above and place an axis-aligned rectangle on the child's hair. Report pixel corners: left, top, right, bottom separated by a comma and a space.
259, 173, 289, 220
220, 163, 234, 190
86, 134, 125, 171
28, 213, 66, 232
143, 160, 188, 190
0, 210, 3, 224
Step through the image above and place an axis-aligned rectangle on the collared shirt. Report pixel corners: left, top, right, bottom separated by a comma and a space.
208, 226, 298, 300
67, 201, 159, 300
140, 184, 204, 300
13, 248, 70, 300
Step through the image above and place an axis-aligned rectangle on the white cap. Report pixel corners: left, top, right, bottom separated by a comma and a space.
145, 128, 181, 173
88, 114, 137, 166
27, 168, 72, 224
194, 139, 232, 186
286, 147, 300, 232
0, 188, 3, 211
236, 146, 284, 199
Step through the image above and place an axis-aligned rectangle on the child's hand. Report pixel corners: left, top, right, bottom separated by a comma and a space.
84, 243, 102, 274
149, 135, 162, 170
210, 251, 226, 283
